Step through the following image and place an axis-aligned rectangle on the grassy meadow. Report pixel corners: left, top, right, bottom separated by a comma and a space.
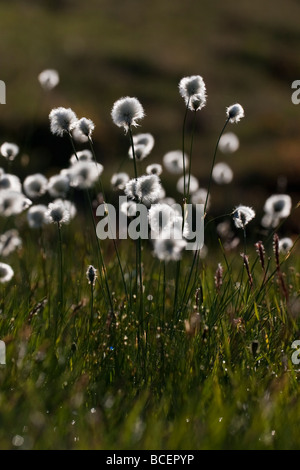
0, 0, 299, 452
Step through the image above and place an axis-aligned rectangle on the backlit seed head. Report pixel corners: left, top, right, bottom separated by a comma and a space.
49, 107, 78, 137
163, 150, 189, 175
233, 205, 255, 229
278, 237, 293, 254
38, 69, 59, 90
0, 262, 14, 283
86, 265, 97, 286
179, 75, 206, 103
45, 201, 70, 225
111, 97, 145, 133
226, 103, 245, 123
72, 117, 95, 138
0, 142, 19, 161
218, 132, 240, 154
23, 173, 48, 199
27, 204, 49, 229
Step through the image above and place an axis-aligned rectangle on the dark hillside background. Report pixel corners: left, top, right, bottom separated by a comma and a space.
0, 0, 299, 230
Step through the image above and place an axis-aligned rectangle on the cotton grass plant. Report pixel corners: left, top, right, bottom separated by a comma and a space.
45, 200, 70, 339
0, 71, 299, 451
111, 96, 147, 346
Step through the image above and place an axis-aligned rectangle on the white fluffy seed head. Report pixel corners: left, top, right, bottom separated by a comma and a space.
53, 199, 77, 220
129, 133, 155, 160
120, 199, 138, 218
72, 117, 95, 138
128, 144, 150, 161
124, 174, 162, 206
111, 96, 145, 133
38, 69, 59, 90
45, 201, 70, 225
212, 162, 233, 184
232, 205, 255, 229
69, 149, 93, 166
0, 142, 19, 161
218, 132, 240, 154
68, 160, 103, 189
125, 174, 162, 206
0, 174, 22, 192
49, 107, 78, 137
0, 229, 22, 257
0, 262, 14, 283
0, 191, 32, 216
47, 174, 70, 198
189, 93, 207, 111
179, 75, 206, 103
278, 237, 293, 254
191, 188, 210, 208
226, 103, 245, 123
128, 133, 155, 161
163, 150, 189, 175
176, 174, 199, 194
146, 163, 163, 176
152, 233, 187, 262
23, 173, 48, 199
27, 204, 49, 229
263, 194, 292, 219
149, 203, 189, 240
148, 203, 177, 236
111, 172, 130, 190
86, 265, 97, 286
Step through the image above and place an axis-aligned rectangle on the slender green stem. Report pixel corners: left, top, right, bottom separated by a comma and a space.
204, 117, 230, 215
88, 135, 129, 302
162, 260, 166, 324
55, 222, 63, 341
175, 101, 190, 320
90, 282, 94, 332
236, 238, 247, 312
180, 117, 230, 315
243, 227, 247, 255
182, 100, 190, 201
179, 245, 199, 313
86, 189, 114, 313
128, 127, 138, 180
69, 131, 114, 312
57, 222, 63, 308
68, 132, 79, 161
186, 110, 197, 201
128, 127, 144, 331
38, 228, 48, 298
88, 135, 105, 195
173, 259, 181, 318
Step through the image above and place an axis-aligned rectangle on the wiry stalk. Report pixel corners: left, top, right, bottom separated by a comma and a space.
204, 117, 230, 216
87, 135, 129, 302
181, 99, 190, 200
128, 127, 144, 333
180, 117, 230, 315
55, 221, 63, 341
68, 132, 114, 313
186, 110, 197, 200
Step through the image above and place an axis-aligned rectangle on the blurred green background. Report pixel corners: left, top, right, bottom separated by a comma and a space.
0, 0, 299, 230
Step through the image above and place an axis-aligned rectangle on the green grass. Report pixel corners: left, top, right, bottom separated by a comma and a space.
0, 204, 299, 449
0, 2, 299, 447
